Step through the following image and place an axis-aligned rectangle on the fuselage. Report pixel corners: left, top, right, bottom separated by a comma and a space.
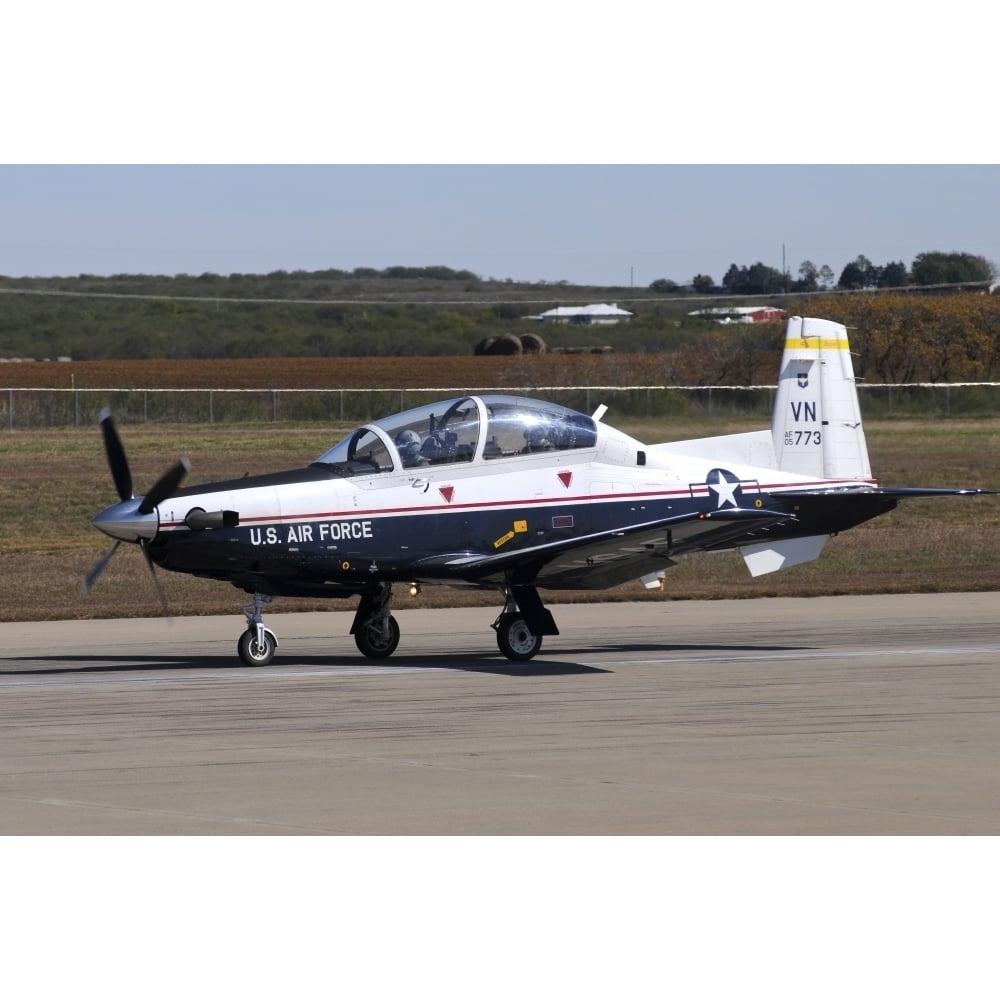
89, 394, 882, 599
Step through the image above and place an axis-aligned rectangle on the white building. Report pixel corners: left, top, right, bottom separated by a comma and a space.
532, 302, 634, 325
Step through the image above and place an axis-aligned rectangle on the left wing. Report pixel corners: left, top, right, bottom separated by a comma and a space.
410, 506, 794, 590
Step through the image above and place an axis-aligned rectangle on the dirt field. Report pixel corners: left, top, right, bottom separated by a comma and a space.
1, 353, 658, 390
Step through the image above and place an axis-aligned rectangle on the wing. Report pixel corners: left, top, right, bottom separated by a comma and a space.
409, 507, 795, 590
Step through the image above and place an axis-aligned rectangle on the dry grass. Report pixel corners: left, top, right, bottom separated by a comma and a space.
2, 417, 999, 623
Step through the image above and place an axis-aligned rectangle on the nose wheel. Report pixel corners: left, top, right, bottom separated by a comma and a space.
237, 593, 278, 666
238, 627, 277, 666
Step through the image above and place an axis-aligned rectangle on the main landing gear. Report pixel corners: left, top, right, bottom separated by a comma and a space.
233, 583, 557, 666
491, 585, 559, 662
350, 582, 400, 659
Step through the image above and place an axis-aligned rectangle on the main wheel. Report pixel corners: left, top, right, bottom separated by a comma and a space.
495, 613, 542, 661
354, 614, 400, 659
237, 628, 277, 667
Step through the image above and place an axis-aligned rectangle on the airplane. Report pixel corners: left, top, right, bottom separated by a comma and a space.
83, 316, 995, 666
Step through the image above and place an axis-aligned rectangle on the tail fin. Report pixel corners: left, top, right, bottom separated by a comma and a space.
772, 316, 871, 480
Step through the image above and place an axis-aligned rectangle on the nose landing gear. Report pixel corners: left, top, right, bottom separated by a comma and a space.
237, 593, 278, 667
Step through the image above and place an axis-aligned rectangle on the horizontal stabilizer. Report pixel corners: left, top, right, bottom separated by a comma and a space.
780, 486, 996, 499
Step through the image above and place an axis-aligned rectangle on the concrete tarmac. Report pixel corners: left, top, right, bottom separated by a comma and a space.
1, 592, 999, 835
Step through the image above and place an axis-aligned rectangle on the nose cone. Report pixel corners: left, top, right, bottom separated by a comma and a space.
92, 497, 159, 542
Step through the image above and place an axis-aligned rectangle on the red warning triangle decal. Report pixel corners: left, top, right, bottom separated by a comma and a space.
557, 471, 573, 489
439, 485, 455, 503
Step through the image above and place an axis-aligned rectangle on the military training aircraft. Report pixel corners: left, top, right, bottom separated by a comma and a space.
83, 316, 994, 665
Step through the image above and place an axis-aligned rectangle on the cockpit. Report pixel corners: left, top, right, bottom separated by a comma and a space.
312, 394, 599, 475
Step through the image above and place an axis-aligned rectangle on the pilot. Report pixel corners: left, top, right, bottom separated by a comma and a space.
395, 429, 426, 468
522, 423, 554, 453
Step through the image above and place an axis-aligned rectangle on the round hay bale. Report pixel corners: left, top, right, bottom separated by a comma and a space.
474, 336, 497, 356
487, 334, 523, 355
519, 332, 546, 354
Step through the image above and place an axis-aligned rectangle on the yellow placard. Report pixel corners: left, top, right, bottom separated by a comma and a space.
493, 530, 515, 549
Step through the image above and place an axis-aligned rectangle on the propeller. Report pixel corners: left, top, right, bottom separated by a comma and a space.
82, 408, 190, 612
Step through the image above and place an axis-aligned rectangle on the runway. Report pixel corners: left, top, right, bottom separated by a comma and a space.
2, 592, 999, 834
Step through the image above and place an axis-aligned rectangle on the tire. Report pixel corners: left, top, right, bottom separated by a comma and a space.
354, 614, 400, 659
238, 628, 276, 667
496, 613, 542, 661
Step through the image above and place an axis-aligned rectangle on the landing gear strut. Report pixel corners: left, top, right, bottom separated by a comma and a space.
492, 585, 557, 662
351, 582, 401, 659
238, 592, 278, 666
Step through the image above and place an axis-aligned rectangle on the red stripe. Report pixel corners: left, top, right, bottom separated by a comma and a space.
159, 477, 876, 530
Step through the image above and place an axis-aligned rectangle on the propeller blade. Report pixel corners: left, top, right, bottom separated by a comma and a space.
81, 540, 121, 594
138, 458, 191, 515
99, 408, 133, 503
140, 539, 172, 620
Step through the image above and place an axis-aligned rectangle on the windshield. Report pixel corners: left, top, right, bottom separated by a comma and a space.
314, 397, 481, 469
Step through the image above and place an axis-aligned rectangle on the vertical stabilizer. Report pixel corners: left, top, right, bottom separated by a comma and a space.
771, 316, 871, 480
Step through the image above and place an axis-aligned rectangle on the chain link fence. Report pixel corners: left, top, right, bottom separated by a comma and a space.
4, 383, 1000, 429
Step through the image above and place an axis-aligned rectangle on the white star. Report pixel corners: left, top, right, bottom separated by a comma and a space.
707, 471, 740, 508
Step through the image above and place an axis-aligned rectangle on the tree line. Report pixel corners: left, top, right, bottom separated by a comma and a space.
649, 251, 996, 296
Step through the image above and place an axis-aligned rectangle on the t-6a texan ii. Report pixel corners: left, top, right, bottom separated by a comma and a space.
84, 316, 994, 665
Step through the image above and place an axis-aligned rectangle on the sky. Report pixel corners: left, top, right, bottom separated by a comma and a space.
4, 5, 998, 289
2, 164, 998, 287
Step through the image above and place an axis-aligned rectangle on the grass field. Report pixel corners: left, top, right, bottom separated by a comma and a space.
2, 414, 999, 623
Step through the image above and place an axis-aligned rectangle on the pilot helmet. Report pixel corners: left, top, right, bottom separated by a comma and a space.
396, 429, 422, 461
524, 423, 551, 447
